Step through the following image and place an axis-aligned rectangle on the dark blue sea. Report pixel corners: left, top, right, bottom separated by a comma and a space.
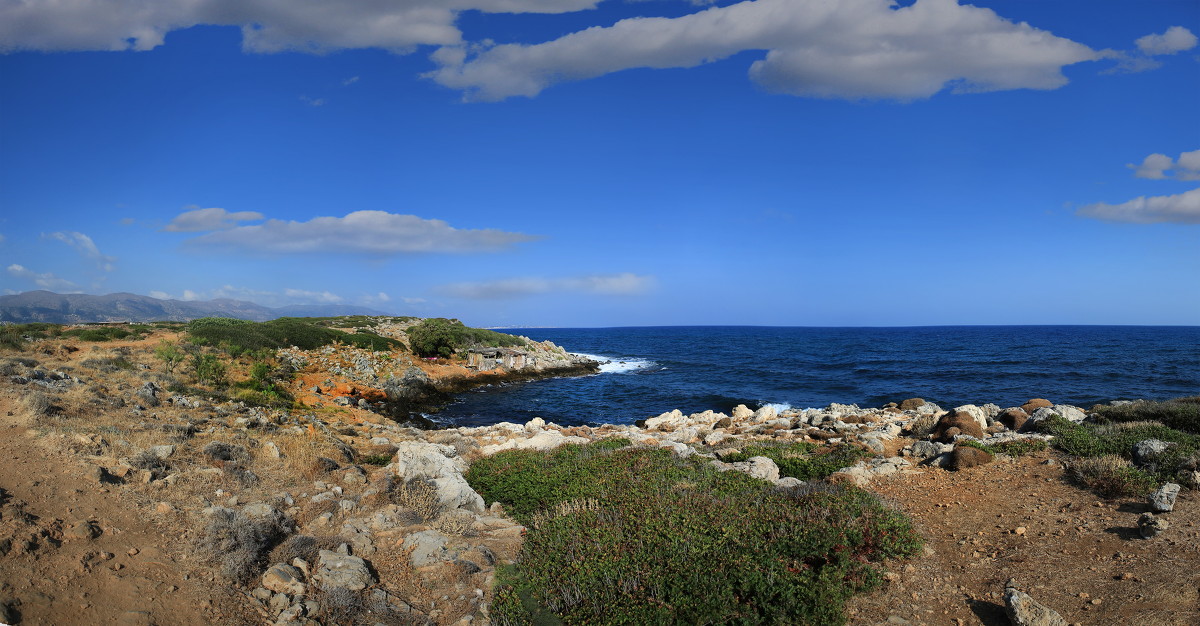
430, 326, 1200, 428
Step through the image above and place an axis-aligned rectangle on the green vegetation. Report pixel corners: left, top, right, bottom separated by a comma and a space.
154, 341, 186, 373
721, 441, 871, 481
231, 359, 294, 408
61, 324, 152, 342
1036, 407, 1200, 496
956, 438, 1048, 457
185, 317, 401, 355
405, 317, 525, 358
192, 352, 228, 387
0, 322, 62, 349
468, 440, 921, 625
1091, 397, 1200, 434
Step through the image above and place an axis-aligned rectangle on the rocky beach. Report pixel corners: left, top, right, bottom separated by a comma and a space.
0, 319, 1196, 625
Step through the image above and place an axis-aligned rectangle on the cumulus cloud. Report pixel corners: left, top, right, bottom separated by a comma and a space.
164, 207, 265, 232
1077, 187, 1200, 225
1129, 150, 1200, 181
45, 231, 116, 271
6, 264, 79, 291
439, 273, 654, 299
185, 210, 537, 255
0, 0, 599, 53
1136, 26, 1198, 56
426, 0, 1099, 101
148, 290, 171, 300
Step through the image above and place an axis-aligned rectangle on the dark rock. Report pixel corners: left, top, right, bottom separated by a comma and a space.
948, 446, 994, 470
1020, 398, 1053, 414
932, 411, 984, 442
311, 457, 340, 474
1149, 483, 1181, 513
1138, 512, 1168, 538
1003, 579, 1066, 626
714, 417, 733, 429
999, 407, 1030, 431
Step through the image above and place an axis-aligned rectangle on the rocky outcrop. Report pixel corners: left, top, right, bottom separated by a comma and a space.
1003, 579, 1067, 626
392, 441, 485, 514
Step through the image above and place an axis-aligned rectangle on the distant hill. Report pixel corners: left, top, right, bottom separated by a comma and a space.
0, 291, 388, 324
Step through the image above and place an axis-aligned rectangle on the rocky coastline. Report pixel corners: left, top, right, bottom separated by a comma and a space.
0, 325, 1196, 625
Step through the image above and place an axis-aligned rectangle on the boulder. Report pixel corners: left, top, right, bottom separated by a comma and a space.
948, 446, 994, 470
403, 530, 450, 567
932, 411, 984, 442
314, 550, 375, 591
910, 440, 950, 461
1149, 483, 1181, 513
643, 410, 685, 431
953, 405, 990, 432
731, 405, 754, 420
262, 563, 306, 596
393, 442, 484, 514
998, 408, 1029, 431
1003, 579, 1067, 626
1020, 398, 1053, 414
899, 398, 926, 411
1132, 439, 1173, 467
1028, 405, 1086, 425
752, 406, 777, 422
135, 382, 161, 407
730, 456, 780, 482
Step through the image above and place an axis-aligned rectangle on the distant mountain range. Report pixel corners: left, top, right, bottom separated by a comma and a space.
0, 291, 389, 324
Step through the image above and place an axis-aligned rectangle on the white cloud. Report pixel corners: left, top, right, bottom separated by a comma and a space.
164, 207, 265, 232
1128, 149, 1200, 181
185, 210, 537, 255
181, 290, 201, 301
440, 273, 654, 299
6, 264, 79, 291
300, 95, 325, 107
343, 76, 360, 86
148, 290, 171, 300
426, 0, 1099, 101
402, 297, 426, 305
0, 0, 600, 53
1135, 26, 1198, 56
0, 233, 5, 244
284, 288, 343, 304
1077, 187, 1200, 224
45, 231, 116, 271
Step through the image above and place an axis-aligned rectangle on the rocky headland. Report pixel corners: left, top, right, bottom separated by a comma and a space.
0, 320, 1196, 625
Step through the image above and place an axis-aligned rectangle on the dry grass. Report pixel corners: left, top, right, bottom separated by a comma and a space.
1069, 454, 1157, 498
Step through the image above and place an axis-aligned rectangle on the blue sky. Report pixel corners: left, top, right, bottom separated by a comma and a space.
1, 0, 1197, 327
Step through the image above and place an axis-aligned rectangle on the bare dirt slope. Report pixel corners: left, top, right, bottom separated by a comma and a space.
846, 451, 1200, 626
0, 395, 259, 626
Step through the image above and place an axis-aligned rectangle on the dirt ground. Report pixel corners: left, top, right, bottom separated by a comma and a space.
0, 395, 261, 626
846, 450, 1200, 626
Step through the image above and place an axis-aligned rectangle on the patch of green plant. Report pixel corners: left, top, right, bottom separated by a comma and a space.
1092, 397, 1200, 435
957, 439, 1048, 457
60, 324, 152, 342
1, 322, 63, 349
1037, 415, 1200, 486
360, 454, 393, 467
406, 318, 525, 358
1068, 455, 1158, 498
193, 352, 228, 387
466, 442, 921, 625
722, 441, 869, 481
155, 341, 186, 373
185, 317, 401, 355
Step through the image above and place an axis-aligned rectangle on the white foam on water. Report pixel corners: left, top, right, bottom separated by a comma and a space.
573, 353, 656, 374
760, 402, 795, 413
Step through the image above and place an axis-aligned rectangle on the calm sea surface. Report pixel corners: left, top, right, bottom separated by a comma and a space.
429, 326, 1200, 428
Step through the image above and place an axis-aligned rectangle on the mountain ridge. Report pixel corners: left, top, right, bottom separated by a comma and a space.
0, 290, 388, 323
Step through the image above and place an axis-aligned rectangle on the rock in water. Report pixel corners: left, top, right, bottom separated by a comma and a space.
1149, 483, 1180, 513
1003, 579, 1067, 626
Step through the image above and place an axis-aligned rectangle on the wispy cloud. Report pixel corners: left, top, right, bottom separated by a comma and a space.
155, 285, 350, 307
44, 231, 116, 271
184, 210, 537, 256
439, 273, 655, 299
1136, 26, 1198, 55
164, 207, 265, 232
342, 76, 360, 86
284, 288, 342, 304
6, 263, 79, 291
427, 0, 1099, 101
1077, 188, 1200, 225
299, 95, 325, 107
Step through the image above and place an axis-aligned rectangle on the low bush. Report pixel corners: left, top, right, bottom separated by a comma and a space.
1092, 397, 1200, 435
1037, 415, 1200, 493
185, 317, 401, 355
192, 353, 227, 387
1069, 455, 1157, 498
61, 325, 151, 342
468, 441, 921, 625
722, 441, 870, 481
1, 323, 61, 349
405, 318, 525, 358
957, 439, 1048, 457
197, 507, 293, 584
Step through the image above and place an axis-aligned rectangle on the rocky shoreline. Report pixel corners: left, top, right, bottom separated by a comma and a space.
1, 326, 1196, 625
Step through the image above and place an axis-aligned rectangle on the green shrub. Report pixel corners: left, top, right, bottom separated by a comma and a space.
466, 442, 921, 625
1069, 455, 1157, 498
1092, 398, 1200, 435
406, 318, 525, 358
1, 322, 63, 350
193, 353, 228, 387
185, 317, 401, 354
154, 341, 186, 372
722, 441, 869, 481
957, 439, 1048, 457
360, 454, 393, 467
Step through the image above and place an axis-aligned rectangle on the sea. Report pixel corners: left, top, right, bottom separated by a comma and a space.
428, 326, 1200, 428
